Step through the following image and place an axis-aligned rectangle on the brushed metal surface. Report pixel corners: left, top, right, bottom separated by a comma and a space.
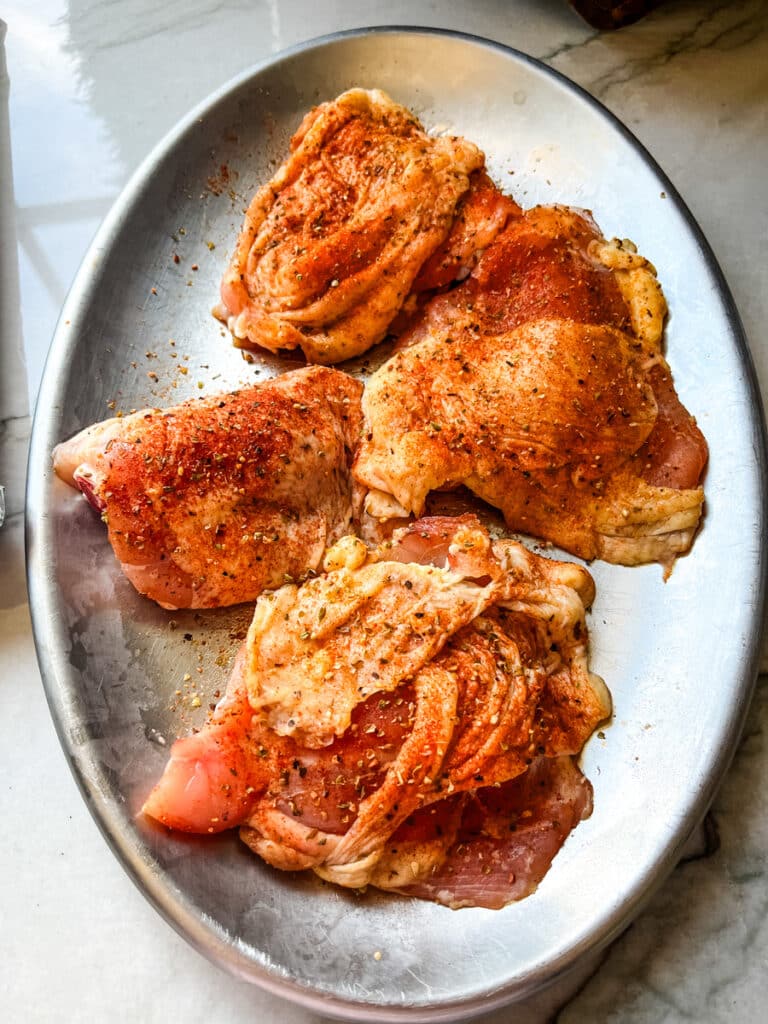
26, 28, 767, 1021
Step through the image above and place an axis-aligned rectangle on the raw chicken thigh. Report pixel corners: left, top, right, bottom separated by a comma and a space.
217, 88, 486, 363
53, 367, 362, 608
144, 517, 610, 908
355, 207, 708, 566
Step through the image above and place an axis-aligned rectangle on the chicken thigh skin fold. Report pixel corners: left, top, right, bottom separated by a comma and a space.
356, 319, 706, 566
366, 204, 708, 567
217, 88, 486, 363
53, 366, 362, 609
143, 516, 610, 907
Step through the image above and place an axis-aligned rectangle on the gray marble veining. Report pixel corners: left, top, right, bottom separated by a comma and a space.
2, 1, 768, 1021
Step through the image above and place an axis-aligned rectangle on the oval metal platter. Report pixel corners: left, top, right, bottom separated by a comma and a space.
26, 27, 767, 1022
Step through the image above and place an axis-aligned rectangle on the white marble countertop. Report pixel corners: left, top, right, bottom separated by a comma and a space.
2, 1, 767, 1020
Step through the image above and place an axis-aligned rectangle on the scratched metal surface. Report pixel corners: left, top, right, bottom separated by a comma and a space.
26, 28, 767, 1022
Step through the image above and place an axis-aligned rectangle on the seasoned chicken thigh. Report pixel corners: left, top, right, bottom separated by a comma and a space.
410, 170, 521, 292
144, 517, 610, 908
355, 207, 708, 566
217, 88, 485, 364
370, 754, 593, 909
53, 367, 362, 609
397, 205, 666, 348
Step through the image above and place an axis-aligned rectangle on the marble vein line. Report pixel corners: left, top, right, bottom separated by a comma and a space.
555, 0, 766, 103
65, 0, 234, 54
537, 29, 600, 66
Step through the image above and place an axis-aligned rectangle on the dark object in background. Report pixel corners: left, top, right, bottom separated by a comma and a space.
569, 0, 663, 29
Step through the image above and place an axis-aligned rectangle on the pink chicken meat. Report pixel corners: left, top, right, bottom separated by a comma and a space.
355, 206, 708, 567
53, 366, 362, 609
216, 88, 487, 364
144, 516, 610, 908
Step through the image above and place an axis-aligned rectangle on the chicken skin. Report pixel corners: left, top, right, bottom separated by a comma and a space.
396, 205, 666, 348
217, 88, 485, 363
410, 170, 521, 292
355, 207, 708, 566
53, 367, 362, 609
143, 516, 610, 908
369, 754, 593, 909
